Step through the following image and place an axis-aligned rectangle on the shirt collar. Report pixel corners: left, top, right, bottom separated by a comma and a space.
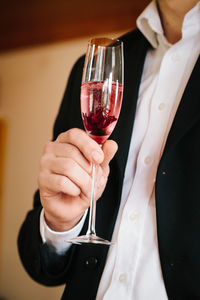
136, 0, 200, 48
182, 1, 200, 39
136, 1, 163, 48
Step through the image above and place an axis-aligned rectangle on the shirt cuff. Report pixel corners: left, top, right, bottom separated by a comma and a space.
40, 208, 87, 255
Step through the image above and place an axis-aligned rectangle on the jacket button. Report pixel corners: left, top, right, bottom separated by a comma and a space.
170, 261, 174, 267
84, 257, 98, 269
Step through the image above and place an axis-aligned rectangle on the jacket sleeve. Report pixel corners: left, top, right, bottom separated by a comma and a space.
17, 55, 85, 286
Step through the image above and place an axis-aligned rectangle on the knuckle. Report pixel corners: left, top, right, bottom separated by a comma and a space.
57, 131, 65, 142
66, 128, 79, 141
39, 154, 47, 170
39, 153, 52, 171
43, 141, 54, 154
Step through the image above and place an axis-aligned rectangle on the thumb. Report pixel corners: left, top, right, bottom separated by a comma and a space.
101, 140, 118, 170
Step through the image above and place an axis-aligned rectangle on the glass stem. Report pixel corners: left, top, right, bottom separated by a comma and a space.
86, 163, 97, 236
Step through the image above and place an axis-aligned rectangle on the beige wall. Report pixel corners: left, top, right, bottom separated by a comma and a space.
0, 32, 124, 300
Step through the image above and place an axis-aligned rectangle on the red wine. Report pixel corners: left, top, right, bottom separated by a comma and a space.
81, 81, 123, 144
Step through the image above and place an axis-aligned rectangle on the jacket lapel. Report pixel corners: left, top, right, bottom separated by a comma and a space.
163, 55, 200, 157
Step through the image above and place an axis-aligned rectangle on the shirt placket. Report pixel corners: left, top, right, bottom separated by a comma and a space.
103, 47, 181, 300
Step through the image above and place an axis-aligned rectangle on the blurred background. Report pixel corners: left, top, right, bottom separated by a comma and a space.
0, 0, 149, 299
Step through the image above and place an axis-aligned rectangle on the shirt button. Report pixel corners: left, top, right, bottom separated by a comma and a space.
144, 156, 152, 164
119, 273, 127, 283
158, 103, 166, 110
129, 212, 139, 221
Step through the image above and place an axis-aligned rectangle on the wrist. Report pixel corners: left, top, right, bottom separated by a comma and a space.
44, 211, 84, 232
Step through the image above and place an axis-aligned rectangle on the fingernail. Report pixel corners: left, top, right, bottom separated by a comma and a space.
92, 151, 102, 163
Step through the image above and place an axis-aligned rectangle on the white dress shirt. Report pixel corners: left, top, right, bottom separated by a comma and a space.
40, 1, 200, 299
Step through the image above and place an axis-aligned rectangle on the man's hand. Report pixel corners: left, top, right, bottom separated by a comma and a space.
38, 128, 118, 232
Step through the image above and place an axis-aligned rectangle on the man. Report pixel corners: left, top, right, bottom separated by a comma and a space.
18, 0, 200, 299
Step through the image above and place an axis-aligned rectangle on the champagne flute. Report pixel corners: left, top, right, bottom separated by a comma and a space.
67, 37, 124, 245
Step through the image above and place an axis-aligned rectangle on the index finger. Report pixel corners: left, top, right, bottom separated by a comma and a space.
56, 128, 104, 164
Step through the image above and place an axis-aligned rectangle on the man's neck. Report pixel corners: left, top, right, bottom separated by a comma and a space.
157, 0, 199, 44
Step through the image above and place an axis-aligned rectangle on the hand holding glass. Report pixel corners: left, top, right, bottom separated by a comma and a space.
66, 38, 124, 245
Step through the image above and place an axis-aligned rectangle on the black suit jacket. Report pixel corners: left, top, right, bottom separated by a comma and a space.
18, 29, 200, 300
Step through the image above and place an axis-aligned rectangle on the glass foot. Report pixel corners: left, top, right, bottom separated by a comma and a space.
65, 234, 114, 245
